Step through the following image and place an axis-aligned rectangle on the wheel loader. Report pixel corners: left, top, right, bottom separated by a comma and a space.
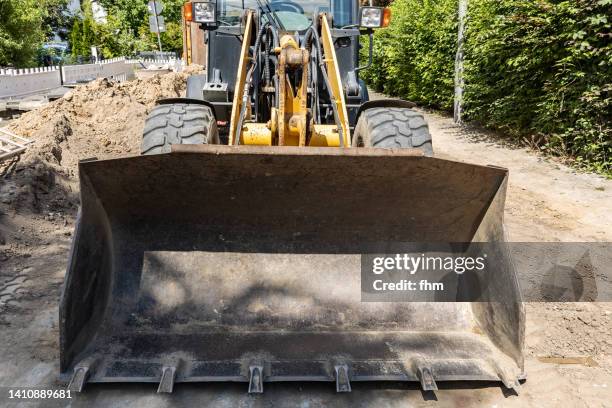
59, 0, 525, 394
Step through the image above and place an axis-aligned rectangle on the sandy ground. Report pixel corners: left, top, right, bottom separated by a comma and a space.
0, 87, 611, 406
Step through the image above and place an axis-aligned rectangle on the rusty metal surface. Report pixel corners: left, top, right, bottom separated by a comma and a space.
84, 145, 500, 244
59, 146, 524, 390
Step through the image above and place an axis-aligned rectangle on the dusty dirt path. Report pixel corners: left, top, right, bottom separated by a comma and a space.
420, 109, 612, 407
1, 94, 611, 406
425, 111, 612, 243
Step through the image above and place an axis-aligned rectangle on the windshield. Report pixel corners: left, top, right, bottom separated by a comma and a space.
217, 0, 332, 29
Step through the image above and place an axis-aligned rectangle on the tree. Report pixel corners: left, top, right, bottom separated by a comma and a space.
160, 0, 187, 23
70, 17, 83, 57
0, 0, 46, 67
68, 0, 103, 58
101, 0, 185, 55
97, 13, 150, 57
99, 0, 149, 34
139, 19, 184, 55
42, 0, 72, 41
362, 0, 458, 110
81, 2, 97, 56
160, 21, 184, 54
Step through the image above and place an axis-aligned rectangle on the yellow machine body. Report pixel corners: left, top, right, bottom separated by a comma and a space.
229, 11, 348, 148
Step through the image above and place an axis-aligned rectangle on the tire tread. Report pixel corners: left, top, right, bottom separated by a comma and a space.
141, 103, 218, 155
353, 107, 433, 156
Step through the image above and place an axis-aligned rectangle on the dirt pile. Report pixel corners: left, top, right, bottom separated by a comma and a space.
1, 71, 196, 214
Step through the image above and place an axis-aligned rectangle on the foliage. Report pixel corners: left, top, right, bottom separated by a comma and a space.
364, 0, 612, 175
42, 0, 71, 41
0, 0, 47, 67
81, 2, 98, 55
0, 0, 73, 67
138, 17, 185, 55
96, 13, 147, 57
463, 0, 611, 174
362, 0, 458, 110
70, 17, 83, 57
69, 0, 99, 58
97, 0, 185, 55
2, 0, 185, 64
69, 0, 183, 59
158, 0, 187, 23
99, 0, 149, 36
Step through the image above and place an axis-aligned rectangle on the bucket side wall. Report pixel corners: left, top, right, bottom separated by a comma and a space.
59, 171, 114, 372
471, 176, 525, 371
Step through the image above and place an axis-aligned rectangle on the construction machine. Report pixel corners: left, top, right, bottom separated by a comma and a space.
60, 0, 525, 394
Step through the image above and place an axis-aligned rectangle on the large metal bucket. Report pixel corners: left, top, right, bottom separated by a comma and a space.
60, 145, 524, 393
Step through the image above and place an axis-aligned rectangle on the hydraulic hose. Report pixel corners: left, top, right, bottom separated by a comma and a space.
264, 37, 271, 87
303, 29, 321, 123
305, 27, 344, 147
235, 23, 269, 145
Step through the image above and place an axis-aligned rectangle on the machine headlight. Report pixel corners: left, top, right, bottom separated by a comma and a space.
193, 1, 216, 24
359, 7, 391, 28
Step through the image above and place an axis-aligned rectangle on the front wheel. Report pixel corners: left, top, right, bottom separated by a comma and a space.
141, 103, 219, 155
352, 107, 433, 156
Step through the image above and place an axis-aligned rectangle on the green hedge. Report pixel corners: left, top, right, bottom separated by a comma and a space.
364, 0, 612, 175
363, 0, 458, 110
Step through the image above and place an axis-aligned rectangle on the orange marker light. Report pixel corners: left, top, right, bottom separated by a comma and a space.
382, 8, 392, 27
184, 2, 193, 22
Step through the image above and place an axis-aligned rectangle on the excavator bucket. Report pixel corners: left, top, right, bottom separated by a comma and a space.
60, 145, 524, 393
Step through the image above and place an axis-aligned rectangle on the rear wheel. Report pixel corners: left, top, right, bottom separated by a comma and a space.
141, 103, 219, 155
352, 107, 433, 156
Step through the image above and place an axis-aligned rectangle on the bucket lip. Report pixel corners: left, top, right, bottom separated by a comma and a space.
171, 144, 427, 158
78, 145, 510, 175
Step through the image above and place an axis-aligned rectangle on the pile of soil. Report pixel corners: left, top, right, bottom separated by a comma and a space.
1, 71, 197, 214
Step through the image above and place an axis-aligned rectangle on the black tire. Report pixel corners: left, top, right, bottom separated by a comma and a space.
352, 107, 433, 156
141, 103, 219, 155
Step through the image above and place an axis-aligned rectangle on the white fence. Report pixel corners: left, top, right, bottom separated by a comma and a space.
0, 67, 62, 99
126, 58, 185, 72
0, 57, 182, 100
61, 57, 131, 84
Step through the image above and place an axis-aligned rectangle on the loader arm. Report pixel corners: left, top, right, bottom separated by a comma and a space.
318, 14, 350, 147
227, 10, 349, 148
228, 11, 255, 146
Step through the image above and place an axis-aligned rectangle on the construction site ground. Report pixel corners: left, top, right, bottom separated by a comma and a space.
0, 76, 610, 407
